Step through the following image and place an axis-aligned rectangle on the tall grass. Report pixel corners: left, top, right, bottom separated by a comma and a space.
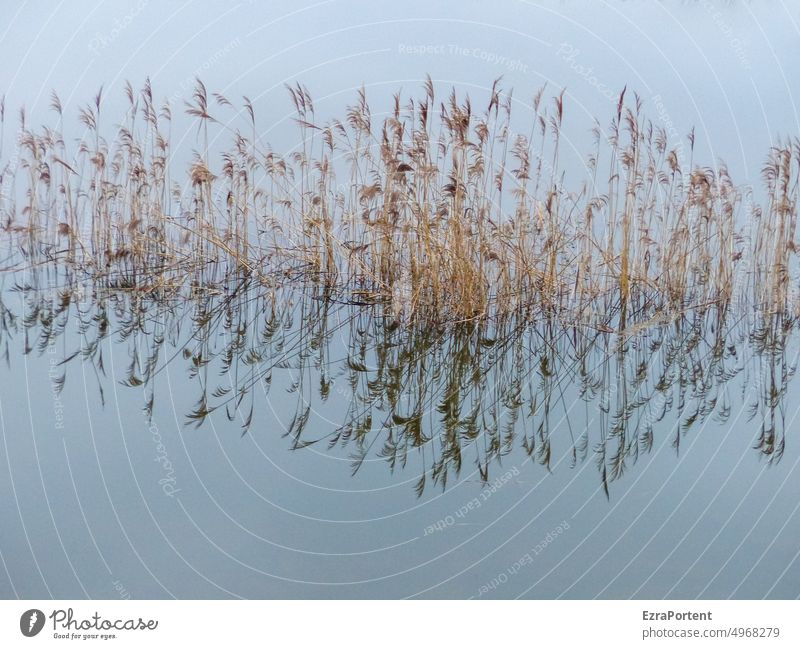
1, 78, 798, 328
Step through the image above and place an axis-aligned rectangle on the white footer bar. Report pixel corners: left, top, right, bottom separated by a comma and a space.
1, 600, 796, 647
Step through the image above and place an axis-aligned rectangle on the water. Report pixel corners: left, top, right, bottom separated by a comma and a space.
2, 0, 799, 601
1, 270, 799, 599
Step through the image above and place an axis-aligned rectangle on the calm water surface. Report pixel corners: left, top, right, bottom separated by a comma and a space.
0, 271, 798, 599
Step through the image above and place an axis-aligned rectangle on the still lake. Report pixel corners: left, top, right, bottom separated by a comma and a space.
1, 272, 798, 599
1, 0, 799, 600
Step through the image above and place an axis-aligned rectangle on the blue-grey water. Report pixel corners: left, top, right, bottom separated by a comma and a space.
0, 276, 799, 599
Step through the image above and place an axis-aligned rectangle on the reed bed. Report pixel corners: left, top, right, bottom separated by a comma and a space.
1, 78, 799, 329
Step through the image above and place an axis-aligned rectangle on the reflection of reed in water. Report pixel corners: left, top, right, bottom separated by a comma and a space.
1, 79, 798, 495
2, 273, 795, 497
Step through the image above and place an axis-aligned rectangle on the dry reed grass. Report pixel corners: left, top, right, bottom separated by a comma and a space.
1, 78, 798, 329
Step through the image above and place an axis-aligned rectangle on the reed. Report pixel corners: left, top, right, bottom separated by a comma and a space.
1, 78, 798, 329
